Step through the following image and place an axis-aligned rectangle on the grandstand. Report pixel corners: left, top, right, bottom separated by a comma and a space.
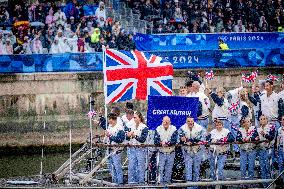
1, 0, 284, 55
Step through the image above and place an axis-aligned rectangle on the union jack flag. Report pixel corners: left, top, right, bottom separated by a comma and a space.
267, 74, 279, 81
104, 49, 173, 103
228, 100, 239, 112
205, 70, 214, 80
87, 110, 97, 118
242, 71, 258, 83
250, 70, 258, 82
242, 73, 252, 83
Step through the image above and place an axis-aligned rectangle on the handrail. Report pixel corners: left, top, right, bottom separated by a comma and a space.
91, 139, 271, 148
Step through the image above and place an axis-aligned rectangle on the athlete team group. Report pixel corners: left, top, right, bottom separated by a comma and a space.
98, 78, 284, 185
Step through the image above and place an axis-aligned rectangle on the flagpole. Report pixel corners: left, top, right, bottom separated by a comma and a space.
69, 121, 72, 183
241, 75, 243, 87
89, 95, 93, 163
103, 46, 108, 127
40, 109, 46, 178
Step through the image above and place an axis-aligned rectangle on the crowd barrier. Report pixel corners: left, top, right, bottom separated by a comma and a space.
134, 32, 284, 51
0, 48, 283, 73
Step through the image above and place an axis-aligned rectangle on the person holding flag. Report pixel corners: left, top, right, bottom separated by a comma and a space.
238, 88, 253, 122
154, 116, 178, 184
236, 118, 259, 180
206, 118, 235, 181
248, 84, 262, 127
256, 115, 276, 181
226, 86, 243, 153
95, 106, 124, 130
227, 86, 243, 124
190, 81, 210, 129
105, 113, 125, 184
179, 116, 205, 187
207, 87, 230, 131
259, 80, 281, 178
125, 111, 149, 184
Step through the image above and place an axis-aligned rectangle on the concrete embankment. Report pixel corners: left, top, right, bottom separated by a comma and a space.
0, 68, 282, 148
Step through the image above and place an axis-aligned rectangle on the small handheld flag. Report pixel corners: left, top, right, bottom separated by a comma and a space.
205, 70, 214, 80
267, 74, 279, 81
242, 71, 258, 83
242, 73, 252, 83
87, 110, 97, 118
250, 70, 258, 82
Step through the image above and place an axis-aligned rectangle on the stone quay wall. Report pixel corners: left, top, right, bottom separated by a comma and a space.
0, 67, 282, 146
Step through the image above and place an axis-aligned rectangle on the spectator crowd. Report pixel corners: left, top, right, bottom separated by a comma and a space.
0, 0, 135, 55
125, 0, 284, 33
0, 0, 284, 55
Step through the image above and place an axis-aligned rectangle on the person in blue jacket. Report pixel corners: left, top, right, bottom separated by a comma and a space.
179, 116, 205, 187
208, 87, 230, 131
105, 113, 125, 184
154, 116, 178, 184
206, 118, 235, 180
125, 111, 149, 184
256, 114, 276, 180
236, 118, 259, 180
248, 84, 262, 127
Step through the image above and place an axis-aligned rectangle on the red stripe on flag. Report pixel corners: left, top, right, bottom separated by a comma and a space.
153, 81, 172, 95
149, 55, 157, 63
110, 82, 134, 103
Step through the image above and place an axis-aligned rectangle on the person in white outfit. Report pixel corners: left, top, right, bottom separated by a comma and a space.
54, 8, 66, 26
67, 32, 78, 53
105, 113, 125, 184
126, 111, 148, 184
190, 81, 210, 129
179, 116, 205, 185
154, 116, 178, 184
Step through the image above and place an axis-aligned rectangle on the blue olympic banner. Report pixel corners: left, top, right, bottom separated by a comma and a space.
134, 32, 284, 51
150, 48, 284, 68
147, 96, 199, 130
0, 48, 283, 73
0, 53, 103, 73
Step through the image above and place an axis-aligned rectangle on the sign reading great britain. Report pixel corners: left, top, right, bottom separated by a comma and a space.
147, 96, 199, 130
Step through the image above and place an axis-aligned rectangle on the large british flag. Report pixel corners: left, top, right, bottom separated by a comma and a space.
104, 49, 173, 103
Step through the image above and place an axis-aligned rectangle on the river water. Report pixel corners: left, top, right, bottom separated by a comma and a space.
0, 153, 69, 179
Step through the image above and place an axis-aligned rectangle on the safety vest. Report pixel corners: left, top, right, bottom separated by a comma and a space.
219, 43, 229, 50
